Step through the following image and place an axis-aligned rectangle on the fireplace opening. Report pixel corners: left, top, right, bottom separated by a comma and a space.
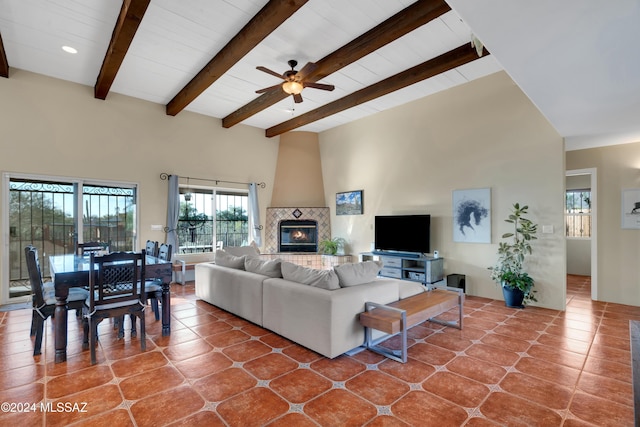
279, 220, 318, 253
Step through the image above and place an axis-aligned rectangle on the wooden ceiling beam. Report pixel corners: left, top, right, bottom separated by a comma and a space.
0, 32, 9, 78
94, 0, 151, 100
265, 44, 488, 138
166, 0, 308, 116
222, 0, 451, 128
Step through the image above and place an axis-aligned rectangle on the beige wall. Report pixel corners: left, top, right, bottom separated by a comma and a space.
0, 70, 278, 296
319, 72, 566, 310
566, 142, 640, 305
270, 131, 325, 207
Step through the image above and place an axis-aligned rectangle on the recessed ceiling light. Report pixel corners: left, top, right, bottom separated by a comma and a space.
62, 46, 78, 54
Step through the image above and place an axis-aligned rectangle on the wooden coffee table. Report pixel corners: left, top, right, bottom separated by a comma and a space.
359, 288, 464, 363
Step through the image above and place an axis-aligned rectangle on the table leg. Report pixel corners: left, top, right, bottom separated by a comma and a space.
54, 293, 69, 363
161, 282, 171, 336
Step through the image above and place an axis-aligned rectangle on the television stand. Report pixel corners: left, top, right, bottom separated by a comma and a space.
362, 252, 444, 285
371, 250, 421, 258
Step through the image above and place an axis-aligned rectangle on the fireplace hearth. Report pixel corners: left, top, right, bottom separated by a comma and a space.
264, 207, 330, 254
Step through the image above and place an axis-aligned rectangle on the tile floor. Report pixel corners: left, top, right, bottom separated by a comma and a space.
0, 275, 636, 426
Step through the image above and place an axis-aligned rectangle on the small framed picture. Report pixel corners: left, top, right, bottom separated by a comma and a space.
621, 188, 640, 229
336, 190, 363, 215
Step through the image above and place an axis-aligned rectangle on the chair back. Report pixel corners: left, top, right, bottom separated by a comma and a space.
24, 245, 46, 308
157, 243, 172, 262
77, 241, 109, 256
88, 251, 145, 312
145, 240, 158, 258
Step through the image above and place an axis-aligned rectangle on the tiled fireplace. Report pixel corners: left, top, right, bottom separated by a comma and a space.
264, 207, 330, 254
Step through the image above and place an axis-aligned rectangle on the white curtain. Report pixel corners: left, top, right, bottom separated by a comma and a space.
248, 183, 262, 247
166, 175, 180, 251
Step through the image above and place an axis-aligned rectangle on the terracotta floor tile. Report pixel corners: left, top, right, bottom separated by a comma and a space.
499, 372, 572, 410
464, 417, 503, 426
349, 349, 387, 365
569, 391, 634, 426
151, 327, 201, 347
110, 350, 168, 378
408, 342, 456, 366
130, 385, 205, 426
492, 324, 540, 341
480, 391, 563, 426
446, 356, 506, 384
162, 337, 213, 362
269, 368, 332, 403
267, 412, 322, 427
378, 358, 436, 383
392, 390, 468, 426
465, 342, 520, 366
582, 356, 631, 384
119, 365, 185, 400
588, 342, 631, 365
46, 384, 123, 427
0, 381, 43, 403
194, 367, 257, 401
310, 355, 366, 381
241, 323, 271, 337
259, 332, 294, 349
173, 313, 217, 328
577, 371, 633, 406
47, 365, 113, 399
217, 388, 289, 427
0, 362, 44, 390
305, 388, 377, 426
526, 343, 586, 370
281, 344, 322, 363
480, 332, 531, 353
222, 340, 272, 362
346, 370, 410, 405
424, 331, 473, 352
71, 409, 134, 427
463, 316, 500, 331
593, 331, 630, 351
243, 353, 298, 380
422, 371, 489, 407
536, 332, 592, 354
165, 410, 226, 426
205, 329, 250, 348
365, 414, 413, 427
190, 320, 233, 338
544, 324, 596, 342
515, 357, 580, 387
174, 350, 233, 379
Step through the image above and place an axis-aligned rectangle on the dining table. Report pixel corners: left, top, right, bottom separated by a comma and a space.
49, 253, 173, 363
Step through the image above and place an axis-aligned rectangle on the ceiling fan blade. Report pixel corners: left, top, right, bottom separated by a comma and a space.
255, 84, 283, 94
296, 62, 317, 81
256, 66, 284, 79
293, 93, 303, 103
304, 82, 335, 91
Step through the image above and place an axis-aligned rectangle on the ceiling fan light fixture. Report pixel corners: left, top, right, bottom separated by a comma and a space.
282, 81, 303, 95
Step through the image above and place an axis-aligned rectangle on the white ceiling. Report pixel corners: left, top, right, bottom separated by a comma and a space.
1, 0, 638, 150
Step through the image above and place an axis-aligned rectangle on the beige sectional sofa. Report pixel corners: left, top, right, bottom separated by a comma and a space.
195, 247, 424, 358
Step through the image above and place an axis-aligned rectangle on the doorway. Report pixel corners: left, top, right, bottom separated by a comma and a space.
565, 168, 597, 300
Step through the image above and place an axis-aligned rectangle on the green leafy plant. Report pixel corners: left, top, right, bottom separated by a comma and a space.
318, 237, 346, 255
489, 203, 538, 304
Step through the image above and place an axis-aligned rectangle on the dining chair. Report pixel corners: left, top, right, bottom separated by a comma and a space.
145, 240, 158, 258
25, 245, 89, 356
83, 251, 146, 365
144, 243, 172, 321
77, 241, 109, 256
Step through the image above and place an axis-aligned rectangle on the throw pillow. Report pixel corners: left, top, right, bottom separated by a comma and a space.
334, 260, 383, 287
215, 250, 245, 269
245, 257, 282, 278
224, 246, 260, 259
281, 261, 340, 291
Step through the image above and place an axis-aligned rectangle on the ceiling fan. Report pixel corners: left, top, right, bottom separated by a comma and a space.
255, 59, 335, 103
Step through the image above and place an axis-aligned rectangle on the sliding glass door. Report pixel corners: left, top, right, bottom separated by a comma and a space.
4, 174, 137, 303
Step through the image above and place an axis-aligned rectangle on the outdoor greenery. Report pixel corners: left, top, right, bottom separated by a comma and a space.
489, 203, 538, 304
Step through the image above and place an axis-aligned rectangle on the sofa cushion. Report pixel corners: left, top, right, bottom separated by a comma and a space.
224, 246, 260, 258
334, 260, 383, 287
281, 261, 340, 290
215, 250, 245, 269
245, 257, 282, 278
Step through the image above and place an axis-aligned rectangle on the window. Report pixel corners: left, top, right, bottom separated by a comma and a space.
177, 186, 248, 254
5, 174, 137, 301
565, 189, 592, 238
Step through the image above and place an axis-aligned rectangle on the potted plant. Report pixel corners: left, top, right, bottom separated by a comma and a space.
318, 237, 346, 255
489, 203, 538, 308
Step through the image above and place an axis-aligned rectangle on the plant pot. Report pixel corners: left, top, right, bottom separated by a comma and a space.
502, 285, 525, 309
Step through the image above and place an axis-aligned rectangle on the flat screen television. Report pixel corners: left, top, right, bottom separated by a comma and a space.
374, 214, 430, 254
